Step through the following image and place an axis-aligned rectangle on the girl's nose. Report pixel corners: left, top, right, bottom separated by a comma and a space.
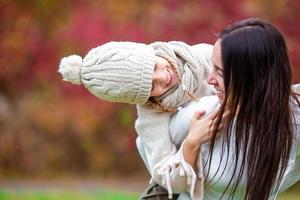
153, 71, 166, 84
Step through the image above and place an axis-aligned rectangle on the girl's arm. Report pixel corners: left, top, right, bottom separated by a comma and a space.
135, 104, 175, 174
135, 104, 201, 199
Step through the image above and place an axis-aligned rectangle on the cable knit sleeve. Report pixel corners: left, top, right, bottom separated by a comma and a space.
135, 104, 202, 199
191, 43, 213, 68
135, 104, 175, 172
150, 140, 204, 199
191, 43, 215, 96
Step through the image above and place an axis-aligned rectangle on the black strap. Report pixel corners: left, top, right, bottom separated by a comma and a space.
139, 183, 179, 200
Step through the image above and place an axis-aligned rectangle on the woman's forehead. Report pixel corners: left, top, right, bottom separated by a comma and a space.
212, 39, 222, 69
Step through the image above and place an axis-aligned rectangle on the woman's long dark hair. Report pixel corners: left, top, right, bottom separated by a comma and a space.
208, 18, 296, 200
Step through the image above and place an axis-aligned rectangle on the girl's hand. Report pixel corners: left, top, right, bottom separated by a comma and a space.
185, 109, 227, 148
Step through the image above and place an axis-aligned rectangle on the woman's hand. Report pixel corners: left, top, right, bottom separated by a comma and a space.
185, 109, 227, 149
183, 109, 228, 169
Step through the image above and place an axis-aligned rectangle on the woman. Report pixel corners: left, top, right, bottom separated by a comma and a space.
142, 18, 300, 199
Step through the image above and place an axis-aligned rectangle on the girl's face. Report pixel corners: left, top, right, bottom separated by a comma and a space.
207, 39, 225, 102
150, 56, 180, 97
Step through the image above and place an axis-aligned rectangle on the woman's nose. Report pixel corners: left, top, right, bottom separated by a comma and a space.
207, 73, 216, 85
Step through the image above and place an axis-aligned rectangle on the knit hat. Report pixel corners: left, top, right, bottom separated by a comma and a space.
58, 42, 155, 104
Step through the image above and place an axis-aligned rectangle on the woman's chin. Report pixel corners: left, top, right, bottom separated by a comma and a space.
216, 93, 224, 103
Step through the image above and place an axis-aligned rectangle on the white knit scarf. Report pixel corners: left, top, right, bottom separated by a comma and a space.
150, 41, 213, 111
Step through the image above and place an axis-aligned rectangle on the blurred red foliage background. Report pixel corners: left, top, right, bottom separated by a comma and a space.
0, 0, 299, 179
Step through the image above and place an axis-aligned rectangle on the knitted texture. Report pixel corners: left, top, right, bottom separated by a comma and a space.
150, 41, 213, 110
58, 42, 155, 104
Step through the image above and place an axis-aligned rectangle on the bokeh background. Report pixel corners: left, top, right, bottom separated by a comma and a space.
0, 0, 299, 199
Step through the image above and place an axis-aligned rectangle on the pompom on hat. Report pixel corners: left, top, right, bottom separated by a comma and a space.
58, 42, 155, 104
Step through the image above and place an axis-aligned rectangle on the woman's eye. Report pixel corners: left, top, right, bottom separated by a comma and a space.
213, 65, 223, 76
214, 66, 223, 77
217, 70, 223, 77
